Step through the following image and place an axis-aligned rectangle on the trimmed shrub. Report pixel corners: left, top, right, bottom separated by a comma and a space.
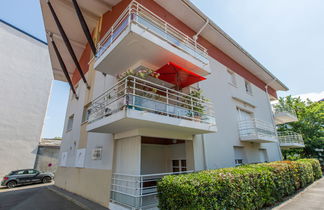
157, 159, 322, 210
297, 159, 322, 180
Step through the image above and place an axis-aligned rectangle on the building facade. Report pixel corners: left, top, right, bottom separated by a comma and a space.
39, 0, 298, 209
34, 138, 61, 173
0, 20, 53, 179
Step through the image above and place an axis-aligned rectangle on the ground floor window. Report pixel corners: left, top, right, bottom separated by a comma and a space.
172, 159, 187, 172
234, 146, 246, 166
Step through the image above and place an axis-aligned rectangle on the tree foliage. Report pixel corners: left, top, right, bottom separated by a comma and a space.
275, 96, 324, 160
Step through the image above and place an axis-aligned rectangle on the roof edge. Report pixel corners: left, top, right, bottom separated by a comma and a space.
0, 19, 47, 45
181, 0, 289, 91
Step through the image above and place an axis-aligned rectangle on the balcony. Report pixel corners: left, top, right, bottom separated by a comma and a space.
87, 76, 216, 134
274, 106, 298, 125
94, 1, 210, 76
238, 119, 277, 143
110, 171, 192, 209
278, 131, 305, 149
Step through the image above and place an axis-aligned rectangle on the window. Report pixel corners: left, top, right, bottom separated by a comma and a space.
67, 115, 74, 132
16, 170, 25, 175
27, 170, 37, 174
235, 159, 243, 165
228, 70, 237, 87
172, 159, 187, 172
92, 147, 103, 160
244, 80, 252, 95
234, 146, 246, 166
82, 105, 92, 123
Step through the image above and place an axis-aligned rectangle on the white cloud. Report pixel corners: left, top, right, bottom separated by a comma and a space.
294, 91, 324, 102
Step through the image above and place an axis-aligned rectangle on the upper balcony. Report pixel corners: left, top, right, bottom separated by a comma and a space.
273, 106, 298, 125
278, 131, 305, 149
94, 1, 210, 77
87, 75, 216, 135
238, 119, 277, 143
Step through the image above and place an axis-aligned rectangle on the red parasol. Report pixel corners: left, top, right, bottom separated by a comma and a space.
156, 62, 206, 90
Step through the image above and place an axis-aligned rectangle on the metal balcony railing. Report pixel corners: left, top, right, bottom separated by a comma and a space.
111, 171, 193, 209
278, 131, 304, 146
238, 119, 276, 140
273, 106, 297, 117
96, 1, 209, 64
88, 75, 216, 126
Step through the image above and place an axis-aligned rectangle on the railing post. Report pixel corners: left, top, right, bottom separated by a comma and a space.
124, 77, 128, 110
133, 77, 136, 110
191, 97, 194, 119
110, 27, 114, 45
136, 1, 139, 21
128, 4, 132, 24
166, 89, 169, 116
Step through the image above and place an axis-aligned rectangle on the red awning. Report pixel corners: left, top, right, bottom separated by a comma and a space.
156, 62, 206, 89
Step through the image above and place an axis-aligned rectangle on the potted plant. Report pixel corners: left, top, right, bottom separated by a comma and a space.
186, 89, 208, 121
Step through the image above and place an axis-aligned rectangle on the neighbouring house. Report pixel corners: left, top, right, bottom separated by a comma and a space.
34, 138, 61, 173
0, 20, 53, 179
39, 0, 299, 209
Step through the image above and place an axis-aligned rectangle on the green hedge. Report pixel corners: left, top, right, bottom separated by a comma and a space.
157, 159, 322, 210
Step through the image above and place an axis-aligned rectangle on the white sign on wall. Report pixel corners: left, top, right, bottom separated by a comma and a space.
60, 152, 67, 167
75, 149, 86, 168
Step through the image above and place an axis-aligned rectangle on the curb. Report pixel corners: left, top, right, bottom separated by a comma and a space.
272, 177, 324, 210
47, 186, 91, 210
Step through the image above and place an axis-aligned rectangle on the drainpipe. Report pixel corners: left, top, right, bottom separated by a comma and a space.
193, 18, 209, 42
265, 79, 283, 160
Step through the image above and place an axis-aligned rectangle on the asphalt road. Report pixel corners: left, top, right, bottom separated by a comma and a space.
0, 184, 84, 210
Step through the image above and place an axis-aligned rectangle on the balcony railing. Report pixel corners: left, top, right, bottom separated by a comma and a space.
88, 75, 216, 126
96, 1, 209, 64
111, 171, 193, 209
238, 119, 276, 142
278, 131, 304, 146
274, 106, 297, 117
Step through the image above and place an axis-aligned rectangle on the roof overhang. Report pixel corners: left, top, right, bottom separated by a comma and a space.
39, 0, 122, 81
154, 0, 288, 92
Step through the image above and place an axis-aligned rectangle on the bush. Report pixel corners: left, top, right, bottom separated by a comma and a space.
157, 159, 322, 210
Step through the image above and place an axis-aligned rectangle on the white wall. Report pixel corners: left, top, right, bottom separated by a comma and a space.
141, 142, 190, 174
198, 56, 281, 170
59, 72, 117, 171
0, 22, 53, 178
114, 136, 141, 175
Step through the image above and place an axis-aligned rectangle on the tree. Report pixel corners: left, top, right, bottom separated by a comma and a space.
274, 96, 324, 161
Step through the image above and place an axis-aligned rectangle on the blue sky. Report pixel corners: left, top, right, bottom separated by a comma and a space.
1, 0, 323, 138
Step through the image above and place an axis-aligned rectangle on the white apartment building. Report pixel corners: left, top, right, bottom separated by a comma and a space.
0, 20, 53, 179
39, 0, 301, 209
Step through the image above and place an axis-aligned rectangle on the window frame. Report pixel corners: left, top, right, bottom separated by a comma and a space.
172, 159, 187, 172
244, 80, 253, 95
66, 114, 74, 132
227, 70, 237, 87
81, 104, 92, 124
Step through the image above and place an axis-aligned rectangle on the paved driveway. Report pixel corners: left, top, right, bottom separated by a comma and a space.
274, 177, 324, 210
0, 184, 84, 210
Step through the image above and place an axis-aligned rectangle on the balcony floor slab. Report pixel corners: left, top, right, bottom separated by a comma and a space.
94, 23, 210, 76
87, 109, 217, 135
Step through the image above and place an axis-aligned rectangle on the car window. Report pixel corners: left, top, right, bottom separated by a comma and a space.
17, 170, 25, 175
27, 170, 37, 174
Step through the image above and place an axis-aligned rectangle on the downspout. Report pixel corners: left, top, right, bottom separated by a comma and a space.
265, 79, 283, 160
201, 134, 207, 170
193, 18, 209, 42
